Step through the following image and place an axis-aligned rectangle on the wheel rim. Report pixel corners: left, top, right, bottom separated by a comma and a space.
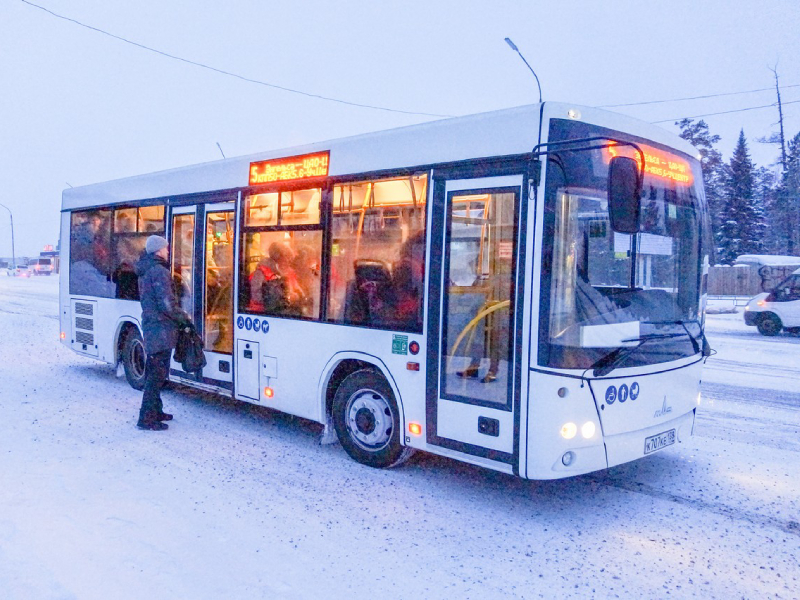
345, 388, 394, 451
129, 337, 146, 380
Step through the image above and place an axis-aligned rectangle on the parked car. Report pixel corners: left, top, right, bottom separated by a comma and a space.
744, 267, 800, 335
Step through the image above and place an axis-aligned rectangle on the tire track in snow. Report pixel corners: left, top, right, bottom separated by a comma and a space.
593, 476, 800, 538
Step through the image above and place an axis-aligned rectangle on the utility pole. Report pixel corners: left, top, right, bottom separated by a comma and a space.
0, 202, 16, 272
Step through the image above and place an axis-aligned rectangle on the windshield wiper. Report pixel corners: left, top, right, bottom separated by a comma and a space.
642, 319, 712, 358
590, 333, 684, 378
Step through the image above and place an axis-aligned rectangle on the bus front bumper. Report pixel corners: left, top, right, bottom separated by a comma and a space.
604, 409, 695, 469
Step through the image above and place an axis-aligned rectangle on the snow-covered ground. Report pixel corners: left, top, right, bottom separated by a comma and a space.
1, 277, 798, 599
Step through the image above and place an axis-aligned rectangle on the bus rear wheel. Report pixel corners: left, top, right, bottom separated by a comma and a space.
332, 368, 414, 469
122, 329, 147, 390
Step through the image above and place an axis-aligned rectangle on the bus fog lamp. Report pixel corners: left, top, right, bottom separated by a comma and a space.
560, 422, 577, 439
581, 422, 596, 439
561, 451, 575, 466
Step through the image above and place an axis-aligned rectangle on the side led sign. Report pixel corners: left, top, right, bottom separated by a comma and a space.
603, 143, 693, 186
249, 151, 329, 185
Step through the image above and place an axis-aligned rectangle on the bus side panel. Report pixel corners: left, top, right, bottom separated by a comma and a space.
232, 317, 427, 431
525, 370, 607, 479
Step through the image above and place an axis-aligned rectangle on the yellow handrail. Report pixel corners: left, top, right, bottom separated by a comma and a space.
446, 299, 510, 372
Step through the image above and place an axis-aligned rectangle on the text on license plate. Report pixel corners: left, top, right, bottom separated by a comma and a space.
644, 429, 676, 455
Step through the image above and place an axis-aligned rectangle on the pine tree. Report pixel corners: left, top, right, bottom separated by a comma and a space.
675, 119, 724, 258
717, 130, 764, 263
774, 131, 800, 254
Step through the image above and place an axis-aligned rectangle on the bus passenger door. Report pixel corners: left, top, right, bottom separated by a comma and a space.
168, 201, 236, 393
200, 204, 235, 386
428, 174, 524, 466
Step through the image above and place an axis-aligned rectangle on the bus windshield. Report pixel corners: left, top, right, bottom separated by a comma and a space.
538, 119, 710, 370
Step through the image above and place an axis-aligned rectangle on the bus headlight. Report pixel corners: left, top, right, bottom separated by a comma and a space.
560, 422, 577, 439
581, 422, 596, 439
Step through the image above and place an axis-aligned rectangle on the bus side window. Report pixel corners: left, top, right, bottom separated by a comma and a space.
69, 208, 114, 298
240, 187, 323, 320
328, 174, 427, 333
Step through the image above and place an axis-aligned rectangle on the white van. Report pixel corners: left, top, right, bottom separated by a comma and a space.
28, 258, 53, 275
744, 267, 800, 335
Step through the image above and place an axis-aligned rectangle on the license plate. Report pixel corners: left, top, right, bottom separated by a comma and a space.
644, 429, 676, 455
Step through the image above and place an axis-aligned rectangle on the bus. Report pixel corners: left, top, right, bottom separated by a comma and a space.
59, 102, 711, 479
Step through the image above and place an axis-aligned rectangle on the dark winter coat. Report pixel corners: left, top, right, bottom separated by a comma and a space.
136, 253, 190, 355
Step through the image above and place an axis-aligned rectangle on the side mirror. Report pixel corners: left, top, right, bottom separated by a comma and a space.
608, 156, 642, 234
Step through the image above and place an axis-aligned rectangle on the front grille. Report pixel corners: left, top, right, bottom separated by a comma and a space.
75, 331, 94, 345
75, 302, 94, 316
75, 317, 93, 331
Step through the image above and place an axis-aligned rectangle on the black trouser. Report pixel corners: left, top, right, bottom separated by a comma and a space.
138, 349, 171, 424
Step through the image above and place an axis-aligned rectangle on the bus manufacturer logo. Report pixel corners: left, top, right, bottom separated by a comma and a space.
653, 397, 673, 418
605, 386, 617, 404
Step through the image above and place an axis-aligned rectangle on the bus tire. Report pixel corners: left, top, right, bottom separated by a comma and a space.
332, 368, 414, 469
757, 313, 782, 336
122, 329, 147, 390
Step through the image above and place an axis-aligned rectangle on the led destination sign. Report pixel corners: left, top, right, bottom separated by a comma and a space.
249, 151, 329, 185
603, 143, 693, 186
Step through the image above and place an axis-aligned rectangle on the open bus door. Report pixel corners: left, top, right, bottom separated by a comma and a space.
427, 173, 526, 468
169, 200, 236, 394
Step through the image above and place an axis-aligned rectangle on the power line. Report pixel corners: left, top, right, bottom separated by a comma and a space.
598, 84, 800, 108
19, 0, 451, 118
652, 99, 800, 124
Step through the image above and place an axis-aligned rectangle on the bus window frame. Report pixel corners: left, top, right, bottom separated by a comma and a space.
326, 172, 430, 335
237, 181, 329, 322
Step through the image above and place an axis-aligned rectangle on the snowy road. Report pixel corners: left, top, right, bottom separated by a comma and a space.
1, 277, 798, 599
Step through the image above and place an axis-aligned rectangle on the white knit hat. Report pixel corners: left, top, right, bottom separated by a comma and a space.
145, 235, 169, 254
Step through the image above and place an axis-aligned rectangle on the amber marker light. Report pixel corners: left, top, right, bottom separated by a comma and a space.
408, 423, 422, 436
756, 300, 765, 306
60, 332, 66, 339
264, 387, 274, 398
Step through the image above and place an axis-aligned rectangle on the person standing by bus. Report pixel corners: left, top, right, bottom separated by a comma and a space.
135, 235, 192, 431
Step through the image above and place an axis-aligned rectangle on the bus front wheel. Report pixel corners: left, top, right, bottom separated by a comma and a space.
332, 368, 414, 469
122, 329, 147, 390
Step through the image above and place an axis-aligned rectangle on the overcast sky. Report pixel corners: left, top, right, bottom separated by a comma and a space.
1, 0, 798, 256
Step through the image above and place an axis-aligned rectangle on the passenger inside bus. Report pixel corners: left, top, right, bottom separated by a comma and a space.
342, 231, 425, 330
249, 241, 308, 317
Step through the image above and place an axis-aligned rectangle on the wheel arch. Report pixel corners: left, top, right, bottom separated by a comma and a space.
318, 352, 407, 432
114, 317, 142, 364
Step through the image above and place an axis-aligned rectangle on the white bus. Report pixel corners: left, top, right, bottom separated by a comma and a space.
60, 102, 711, 478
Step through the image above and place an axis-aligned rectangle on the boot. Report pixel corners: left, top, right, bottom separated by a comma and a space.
481, 371, 498, 383
456, 365, 480, 378
156, 412, 173, 421
137, 420, 169, 431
